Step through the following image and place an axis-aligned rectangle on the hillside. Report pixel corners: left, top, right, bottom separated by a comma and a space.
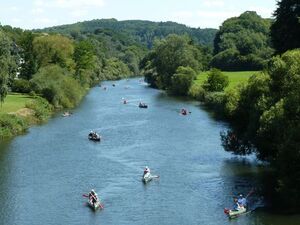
36, 19, 217, 48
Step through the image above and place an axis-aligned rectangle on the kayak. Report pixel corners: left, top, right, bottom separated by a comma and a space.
224, 207, 247, 219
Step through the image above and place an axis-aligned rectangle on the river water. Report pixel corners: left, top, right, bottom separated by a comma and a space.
0, 78, 299, 225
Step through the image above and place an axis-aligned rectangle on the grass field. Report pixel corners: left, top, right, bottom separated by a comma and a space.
194, 71, 259, 90
0, 93, 34, 113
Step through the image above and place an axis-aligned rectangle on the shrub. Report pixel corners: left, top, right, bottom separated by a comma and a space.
11, 79, 31, 93
203, 68, 229, 92
0, 113, 28, 138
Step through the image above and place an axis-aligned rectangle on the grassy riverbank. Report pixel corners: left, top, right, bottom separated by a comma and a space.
189, 71, 259, 119
0, 93, 52, 138
1, 93, 35, 113
192, 71, 257, 91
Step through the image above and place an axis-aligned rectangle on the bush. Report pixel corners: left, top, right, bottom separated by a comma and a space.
0, 113, 28, 138
170, 66, 196, 96
25, 96, 53, 122
11, 79, 31, 93
31, 65, 85, 108
203, 68, 229, 92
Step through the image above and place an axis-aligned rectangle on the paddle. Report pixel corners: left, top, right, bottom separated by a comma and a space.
245, 188, 255, 199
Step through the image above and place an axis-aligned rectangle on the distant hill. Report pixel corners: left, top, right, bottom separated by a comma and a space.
36, 19, 217, 48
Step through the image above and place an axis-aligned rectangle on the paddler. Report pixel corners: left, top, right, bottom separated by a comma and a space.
238, 194, 247, 208
144, 166, 150, 175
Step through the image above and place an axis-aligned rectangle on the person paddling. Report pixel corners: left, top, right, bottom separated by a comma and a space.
144, 166, 150, 176
238, 194, 247, 208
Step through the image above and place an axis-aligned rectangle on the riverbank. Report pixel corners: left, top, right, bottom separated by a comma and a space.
0, 93, 53, 138
188, 71, 258, 119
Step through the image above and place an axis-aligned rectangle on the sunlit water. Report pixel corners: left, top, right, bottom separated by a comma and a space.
0, 78, 299, 225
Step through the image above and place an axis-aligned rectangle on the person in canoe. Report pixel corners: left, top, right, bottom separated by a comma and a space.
139, 102, 148, 108
89, 189, 99, 206
144, 166, 150, 176
238, 194, 247, 208
181, 108, 187, 115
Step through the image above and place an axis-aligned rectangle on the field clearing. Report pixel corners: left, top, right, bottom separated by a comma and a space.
194, 71, 259, 90
0, 93, 34, 113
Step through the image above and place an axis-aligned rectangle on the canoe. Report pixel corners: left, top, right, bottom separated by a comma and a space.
142, 173, 153, 183
88, 199, 102, 211
225, 207, 247, 219
88, 133, 101, 141
138, 103, 148, 108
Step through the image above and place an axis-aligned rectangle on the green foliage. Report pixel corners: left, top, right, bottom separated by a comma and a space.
19, 31, 38, 79
0, 30, 17, 105
102, 57, 132, 80
220, 50, 300, 209
38, 19, 218, 48
141, 34, 206, 90
271, 0, 300, 53
33, 35, 75, 71
0, 113, 28, 138
30, 65, 84, 108
170, 66, 196, 95
203, 69, 229, 92
25, 96, 52, 122
11, 79, 31, 93
212, 11, 274, 71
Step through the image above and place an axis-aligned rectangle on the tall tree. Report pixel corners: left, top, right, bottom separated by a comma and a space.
142, 34, 204, 89
19, 31, 37, 79
271, 0, 300, 54
212, 11, 274, 71
0, 30, 17, 105
33, 34, 75, 71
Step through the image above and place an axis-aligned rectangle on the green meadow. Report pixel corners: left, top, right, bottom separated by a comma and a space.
0, 93, 34, 113
194, 71, 259, 90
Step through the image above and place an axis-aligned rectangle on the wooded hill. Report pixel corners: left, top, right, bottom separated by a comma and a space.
36, 19, 217, 48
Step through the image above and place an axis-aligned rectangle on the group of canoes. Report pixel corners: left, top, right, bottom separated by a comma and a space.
85, 166, 159, 211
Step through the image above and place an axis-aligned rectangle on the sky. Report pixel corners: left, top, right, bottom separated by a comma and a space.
0, 0, 277, 29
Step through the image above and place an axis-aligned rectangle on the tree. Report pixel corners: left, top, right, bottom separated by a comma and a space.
170, 66, 197, 95
33, 35, 75, 71
19, 31, 37, 79
271, 0, 300, 54
141, 34, 205, 89
0, 30, 17, 105
212, 11, 274, 71
203, 69, 229, 92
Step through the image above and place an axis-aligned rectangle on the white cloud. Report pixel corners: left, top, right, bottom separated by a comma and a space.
12, 18, 21, 23
31, 8, 45, 15
55, 0, 105, 8
172, 11, 194, 19
248, 6, 274, 18
70, 9, 88, 18
203, 0, 225, 8
34, 17, 58, 25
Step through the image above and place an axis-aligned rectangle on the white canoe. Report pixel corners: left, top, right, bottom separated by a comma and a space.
142, 173, 153, 183
227, 207, 247, 218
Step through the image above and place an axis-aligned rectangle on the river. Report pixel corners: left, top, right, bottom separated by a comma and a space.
0, 78, 299, 225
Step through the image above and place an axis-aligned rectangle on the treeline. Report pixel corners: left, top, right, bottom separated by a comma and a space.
141, 0, 300, 210
0, 25, 144, 109
0, 23, 147, 137
37, 19, 218, 48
